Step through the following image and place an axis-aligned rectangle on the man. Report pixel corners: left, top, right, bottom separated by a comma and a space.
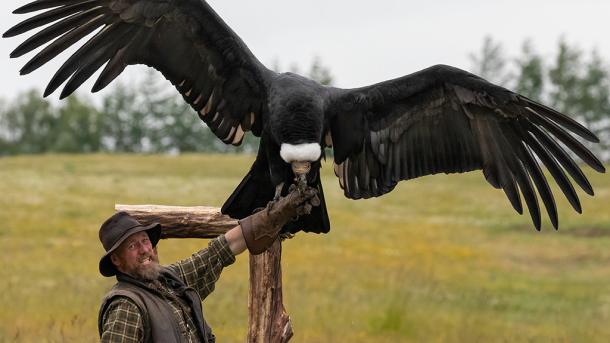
98, 186, 318, 342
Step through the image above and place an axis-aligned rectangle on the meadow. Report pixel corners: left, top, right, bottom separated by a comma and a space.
0, 154, 609, 342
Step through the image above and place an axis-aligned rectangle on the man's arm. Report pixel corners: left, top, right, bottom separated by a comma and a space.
167, 232, 239, 299
225, 225, 247, 255
167, 186, 317, 298
100, 298, 144, 343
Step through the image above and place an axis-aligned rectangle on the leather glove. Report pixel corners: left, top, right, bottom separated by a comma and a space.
239, 184, 319, 255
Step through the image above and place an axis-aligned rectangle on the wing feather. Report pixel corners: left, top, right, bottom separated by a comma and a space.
519, 124, 582, 213
522, 98, 600, 142
484, 118, 523, 214
19, 13, 107, 75
525, 107, 605, 172
12, 0, 77, 15
5, 0, 271, 145
326, 64, 604, 229
10, 7, 106, 58
60, 26, 135, 98
500, 128, 542, 229
5, 0, 105, 37
524, 121, 594, 195
45, 22, 126, 96
509, 129, 560, 228
92, 28, 153, 92
506, 147, 541, 229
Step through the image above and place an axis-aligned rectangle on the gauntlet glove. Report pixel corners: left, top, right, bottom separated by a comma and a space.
239, 185, 319, 255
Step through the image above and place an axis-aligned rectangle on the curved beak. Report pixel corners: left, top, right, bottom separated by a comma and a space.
291, 161, 311, 187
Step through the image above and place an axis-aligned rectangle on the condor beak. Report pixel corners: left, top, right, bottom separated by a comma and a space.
291, 161, 311, 187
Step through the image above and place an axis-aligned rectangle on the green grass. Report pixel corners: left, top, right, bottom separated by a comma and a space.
0, 154, 609, 342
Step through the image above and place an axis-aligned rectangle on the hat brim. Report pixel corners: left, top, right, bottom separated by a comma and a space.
99, 222, 162, 277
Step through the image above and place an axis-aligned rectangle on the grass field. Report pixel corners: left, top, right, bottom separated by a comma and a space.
0, 154, 609, 342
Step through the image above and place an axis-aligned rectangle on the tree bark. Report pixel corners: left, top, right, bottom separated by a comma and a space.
248, 239, 293, 343
115, 204, 237, 239
114, 204, 293, 342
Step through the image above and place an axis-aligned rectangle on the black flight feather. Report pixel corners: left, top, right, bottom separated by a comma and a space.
45, 22, 127, 96
12, 0, 79, 15
10, 7, 105, 58
20, 14, 107, 75
497, 123, 541, 229
519, 124, 582, 213
524, 121, 594, 196
508, 127, 560, 229
522, 98, 601, 143
526, 107, 605, 173
5, 1, 104, 38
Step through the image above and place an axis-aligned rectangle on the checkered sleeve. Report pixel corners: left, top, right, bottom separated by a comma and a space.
167, 235, 236, 299
100, 297, 144, 343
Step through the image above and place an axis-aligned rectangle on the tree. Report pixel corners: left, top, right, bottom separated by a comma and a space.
0, 90, 55, 155
548, 39, 583, 115
574, 51, 610, 152
308, 56, 334, 86
100, 82, 147, 152
279, 57, 335, 86
52, 95, 103, 153
469, 36, 509, 86
134, 69, 240, 154
0, 98, 12, 155
546, 41, 610, 155
514, 40, 545, 102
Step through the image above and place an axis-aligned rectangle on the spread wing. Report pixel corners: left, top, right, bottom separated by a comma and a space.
326, 64, 606, 230
4, 0, 272, 144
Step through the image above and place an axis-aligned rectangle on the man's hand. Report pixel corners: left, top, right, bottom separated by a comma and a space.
238, 184, 319, 255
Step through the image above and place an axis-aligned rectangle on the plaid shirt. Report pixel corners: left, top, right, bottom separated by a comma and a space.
100, 235, 236, 343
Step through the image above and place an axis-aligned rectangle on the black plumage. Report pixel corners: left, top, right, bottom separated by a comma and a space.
4, 0, 606, 233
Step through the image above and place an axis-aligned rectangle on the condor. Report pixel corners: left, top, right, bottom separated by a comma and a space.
4, 0, 606, 234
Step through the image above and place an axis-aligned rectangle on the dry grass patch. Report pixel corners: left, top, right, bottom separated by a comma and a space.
0, 154, 608, 342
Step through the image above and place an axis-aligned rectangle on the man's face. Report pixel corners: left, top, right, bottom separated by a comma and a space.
111, 231, 161, 281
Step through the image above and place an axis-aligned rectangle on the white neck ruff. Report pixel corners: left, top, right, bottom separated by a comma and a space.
280, 143, 321, 162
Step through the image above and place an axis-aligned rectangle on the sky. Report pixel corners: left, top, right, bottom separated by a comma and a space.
1, 0, 609, 101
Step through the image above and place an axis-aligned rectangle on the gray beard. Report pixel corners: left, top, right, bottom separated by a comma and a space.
132, 261, 162, 282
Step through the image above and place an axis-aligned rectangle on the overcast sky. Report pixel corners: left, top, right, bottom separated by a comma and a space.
1, 0, 609, 101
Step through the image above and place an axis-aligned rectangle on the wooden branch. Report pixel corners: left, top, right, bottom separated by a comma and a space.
248, 240, 293, 343
115, 204, 238, 239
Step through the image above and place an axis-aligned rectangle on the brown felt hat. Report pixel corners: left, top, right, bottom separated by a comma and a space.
98, 211, 161, 277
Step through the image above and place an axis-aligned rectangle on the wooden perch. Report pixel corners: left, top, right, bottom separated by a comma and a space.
115, 204, 237, 239
248, 240, 293, 343
115, 204, 293, 343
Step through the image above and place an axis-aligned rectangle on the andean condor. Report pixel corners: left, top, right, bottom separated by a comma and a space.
4, 0, 606, 234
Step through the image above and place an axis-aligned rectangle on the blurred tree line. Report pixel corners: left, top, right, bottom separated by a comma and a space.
0, 58, 334, 156
1, 42, 609, 159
